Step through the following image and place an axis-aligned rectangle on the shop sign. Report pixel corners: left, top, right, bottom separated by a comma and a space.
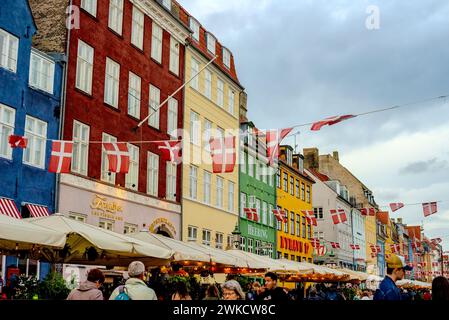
90, 194, 124, 221
247, 224, 269, 241
279, 236, 310, 254
149, 218, 177, 237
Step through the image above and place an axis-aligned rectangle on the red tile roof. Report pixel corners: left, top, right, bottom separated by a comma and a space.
376, 211, 390, 225
308, 169, 330, 182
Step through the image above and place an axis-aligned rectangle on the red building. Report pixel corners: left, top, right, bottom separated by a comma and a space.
30, 0, 191, 238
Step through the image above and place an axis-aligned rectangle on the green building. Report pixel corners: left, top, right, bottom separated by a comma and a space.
238, 121, 277, 258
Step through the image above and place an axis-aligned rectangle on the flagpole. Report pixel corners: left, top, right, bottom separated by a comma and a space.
134, 55, 219, 130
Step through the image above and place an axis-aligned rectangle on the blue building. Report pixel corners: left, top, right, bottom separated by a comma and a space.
0, 0, 63, 282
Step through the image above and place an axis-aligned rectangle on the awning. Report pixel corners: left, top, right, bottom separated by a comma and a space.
0, 197, 22, 219
26, 203, 51, 217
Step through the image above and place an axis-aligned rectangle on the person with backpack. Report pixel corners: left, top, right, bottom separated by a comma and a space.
67, 268, 105, 300
109, 261, 157, 300
373, 254, 412, 301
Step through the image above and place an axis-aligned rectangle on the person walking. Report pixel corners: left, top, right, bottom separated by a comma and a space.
307, 288, 322, 301
221, 280, 245, 300
432, 276, 449, 301
171, 282, 192, 300
109, 261, 157, 300
203, 285, 220, 300
373, 254, 413, 301
257, 272, 288, 301
67, 268, 105, 300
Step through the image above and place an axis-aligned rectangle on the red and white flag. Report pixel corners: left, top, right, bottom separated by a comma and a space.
330, 242, 340, 249
153, 141, 182, 163
350, 244, 360, 250
272, 209, 287, 223
311, 238, 320, 248
301, 210, 317, 226
209, 136, 236, 173
422, 202, 438, 217
390, 244, 400, 253
360, 208, 376, 216
8, 135, 28, 148
310, 115, 356, 131
370, 244, 381, 253
244, 208, 258, 222
48, 141, 73, 173
330, 209, 347, 225
103, 142, 130, 173
389, 203, 404, 212
265, 128, 293, 165
431, 238, 442, 244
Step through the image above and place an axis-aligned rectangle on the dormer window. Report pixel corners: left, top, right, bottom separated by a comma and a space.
286, 149, 293, 166
162, 0, 171, 10
206, 33, 216, 55
189, 18, 200, 41
298, 157, 304, 173
223, 48, 231, 68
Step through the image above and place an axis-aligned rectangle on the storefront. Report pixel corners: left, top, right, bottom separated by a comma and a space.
239, 219, 276, 258
278, 234, 313, 263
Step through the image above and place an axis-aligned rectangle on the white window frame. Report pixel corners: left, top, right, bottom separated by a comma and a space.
128, 72, 141, 118
228, 181, 235, 212
108, 0, 124, 35
148, 84, 160, 129
167, 98, 178, 137
75, 40, 94, 95
228, 89, 235, 115
262, 201, 267, 225
162, 0, 171, 10
206, 33, 216, 55
240, 150, 246, 173
104, 57, 119, 107
0, 28, 19, 73
216, 176, 224, 208
247, 238, 253, 253
189, 18, 200, 41
125, 144, 139, 190
223, 48, 231, 69
72, 120, 89, 175
268, 204, 274, 227
166, 161, 177, 201
248, 155, 254, 177
68, 212, 87, 222
203, 119, 212, 152
101, 133, 117, 184
204, 69, 212, 99
240, 192, 247, 217
81, 0, 97, 17
240, 236, 246, 251
202, 229, 211, 246
190, 58, 199, 90
203, 170, 211, 204
29, 50, 55, 94
0, 104, 15, 160
99, 219, 114, 231
216, 78, 224, 107
188, 226, 198, 242
190, 111, 200, 145
215, 232, 224, 250
189, 165, 198, 199
131, 6, 144, 50
169, 37, 179, 75
23, 116, 47, 169
124, 223, 138, 234
147, 152, 159, 196
151, 22, 163, 63
256, 199, 261, 221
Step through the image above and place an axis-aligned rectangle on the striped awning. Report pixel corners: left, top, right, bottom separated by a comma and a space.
0, 197, 22, 219
26, 204, 51, 217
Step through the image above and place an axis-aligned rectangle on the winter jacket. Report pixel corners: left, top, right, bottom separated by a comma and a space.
67, 281, 103, 300
109, 278, 157, 300
373, 276, 402, 301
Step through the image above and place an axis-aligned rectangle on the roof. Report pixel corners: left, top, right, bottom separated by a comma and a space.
376, 211, 390, 225
279, 160, 315, 184
308, 169, 330, 182
406, 226, 422, 241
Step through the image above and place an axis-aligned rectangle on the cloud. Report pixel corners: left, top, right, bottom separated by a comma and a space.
399, 158, 449, 175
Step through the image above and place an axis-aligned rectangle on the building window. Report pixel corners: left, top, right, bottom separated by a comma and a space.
277, 207, 282, 231
261, 163, 267, 184
296, 214, 300, 236
167, 98, 178, 137
240, 192, 246, 217
306, 185, 311, 203
301, 182, 305, 201
23, 116, 47, 169
314, 207, 323, 219
247, 238, 253, 253
203, 119, 212, 152
108, 0, 124, 35
223, 48, 231, 69
71, 120, 89, 175
240, 150, 246, 173
190, 58, 199, 90
216, 78, 224, 107
277, 252, 282, 259
99, 220, 114, 231
151, 22, 163, 63
283, 173, 288, 192
228, 181, 235, 212
29, 50, 55, 94
290, 176, 294, 196
190, 111, 200, 145
240, 237, 246, 251
216, 176, 224, 208
308, 224, 312, 239
255, 198, 261, 218
166, 161, 177, 201
215, 233, 223, 249
202, 229, 211, 246
203, 170, 211, 204
248, 155, 254, 177
295, 180, 300, 198
101, 133, 117, 183
147, 152, 159, 196
247, 126, 253, 147
169, 37, 179, 75
0, 104, 15, 160
284, 212, 289, 233
255, 159, 260, 181
128, 72, 141, 118
131, 6, 144, 49
189, 18, 200, 41
124, 223, 138, 234
262, 201, 267, 225
162, 0, 171, 10
248, 195, 255, 210
81, 0, 97, 17
255, 240, 261, 255
206, 33, 216, 54
228, 90, 235, 115
149, 84, 160, 129
68, 212, 86, 222
284, 253, 289, 259
104, 57, 120, 108
276, 169, 281, 188
188, 226, 197, 242
0, 28, 19, 73
76, 40, 94, 94
268, 204, 274, 227
302, 216, 306, 239
189, 166, 198, 199
204, 69, 212, 99
125, 144, 139, 190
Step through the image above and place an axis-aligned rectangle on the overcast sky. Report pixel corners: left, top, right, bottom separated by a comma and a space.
184, 0, 449, 250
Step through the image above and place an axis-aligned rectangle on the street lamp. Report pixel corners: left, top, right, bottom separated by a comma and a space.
232, 224, 241, 250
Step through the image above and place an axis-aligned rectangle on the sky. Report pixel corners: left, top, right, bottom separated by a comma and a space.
182, 0, 449, 251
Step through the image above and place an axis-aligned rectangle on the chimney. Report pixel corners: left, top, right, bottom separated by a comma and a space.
333, 151, 339, 162
303, 148, 319, 170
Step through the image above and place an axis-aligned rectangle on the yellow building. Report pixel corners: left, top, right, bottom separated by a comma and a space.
365, 214, 377, 273
276, 146, 315, 263
181, 19, 244, 249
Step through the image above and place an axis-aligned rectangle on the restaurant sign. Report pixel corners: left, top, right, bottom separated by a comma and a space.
90, 194, 124, 221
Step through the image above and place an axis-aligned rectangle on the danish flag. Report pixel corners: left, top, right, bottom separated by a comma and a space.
350, 244, 360, 250
310, 115, 356, 131
153, 141, 182, 163
209, 136, 236, 173
301, 210, 317, 226
330, 242, 340, 249
432, 262, 439, 267
411, 241, 420, 250
8, 135, 27, 148
389, 203, 404, 212
244, 208, 259, 222
422, 202, 438, 217
431, 238, 442, 244
103, 142, 130, 173
370, 244, 381, 253
390, 244, 400, 253
330, 209, 347, 225
311, 238, 320, 248
265, 128, 293, 165
48, 141, 73, 173
360, 208, 376, 216
272, 209, 287, 223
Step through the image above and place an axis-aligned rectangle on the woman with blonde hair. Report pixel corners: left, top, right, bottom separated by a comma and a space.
221, 280, 245, 300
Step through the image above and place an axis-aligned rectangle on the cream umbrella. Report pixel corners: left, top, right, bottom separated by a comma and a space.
336, 268, 370, 281
225, 250, 296, 271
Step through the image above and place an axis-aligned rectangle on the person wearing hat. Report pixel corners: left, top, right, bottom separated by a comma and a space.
109, 261, 157, 300
373, 254, 413, 301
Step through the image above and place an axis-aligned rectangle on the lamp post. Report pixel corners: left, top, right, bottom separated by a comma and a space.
232, 224, 241, 250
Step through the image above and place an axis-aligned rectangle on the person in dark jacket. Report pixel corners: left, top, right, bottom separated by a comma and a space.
257, 272, 289, 301
373, 254, 412, 301
67, 268, 105, 300
432, 276, 449, 301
